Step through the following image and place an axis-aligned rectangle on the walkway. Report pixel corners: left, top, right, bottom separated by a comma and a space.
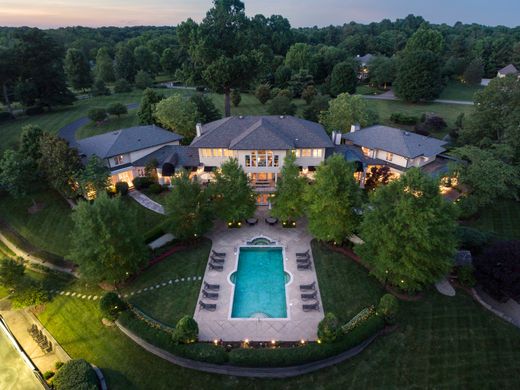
128, 190, 165, 214
473, 287, 520, 328
0, 232, 77, 277
58, 102, 139, 146
360, 90, 473, 105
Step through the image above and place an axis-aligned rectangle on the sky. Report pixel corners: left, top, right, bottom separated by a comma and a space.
0, 0, 519, 29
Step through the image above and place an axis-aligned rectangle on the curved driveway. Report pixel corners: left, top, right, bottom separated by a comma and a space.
58, 102, 139, 147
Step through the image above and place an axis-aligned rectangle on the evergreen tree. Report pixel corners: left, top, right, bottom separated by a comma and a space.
64, 48, 93, 91
304, 154, 361, 243
271, 153, 306, 222
190, 93, 221, 123
356, 168, 458, 292
255, 84, 271, 104
330, 61, 357, 96
231, 89, 241, 107
463, 58, 484, 85
137, 88, 163, 125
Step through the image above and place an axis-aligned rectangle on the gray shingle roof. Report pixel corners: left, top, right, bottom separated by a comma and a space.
498, 64, 518, 75
190, 116, 333, 150
132, 145, 200, 168
342, 125, 446, 159
77, 125, 182, 159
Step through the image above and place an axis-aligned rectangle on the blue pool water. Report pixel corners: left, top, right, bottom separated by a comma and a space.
231, 247, 287, 318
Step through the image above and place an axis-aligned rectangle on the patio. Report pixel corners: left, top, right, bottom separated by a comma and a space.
194, 208, 324, 342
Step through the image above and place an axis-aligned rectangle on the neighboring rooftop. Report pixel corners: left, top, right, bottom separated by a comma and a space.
77, 125, 182, 159
342, 125, 447, 159
498, 64, 519, 75
132, 145, 200, 169
355, 54, 375, 65
190, 116, 333, 150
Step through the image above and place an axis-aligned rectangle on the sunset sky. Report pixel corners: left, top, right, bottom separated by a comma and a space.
1, 0, 519, 28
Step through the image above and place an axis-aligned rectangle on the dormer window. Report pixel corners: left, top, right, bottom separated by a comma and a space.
114, 155, 124, 165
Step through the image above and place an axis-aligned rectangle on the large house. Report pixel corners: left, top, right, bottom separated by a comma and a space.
355, 54, 375, 80
497, 64, 519, 78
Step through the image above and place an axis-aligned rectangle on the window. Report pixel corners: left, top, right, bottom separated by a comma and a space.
274, 155, 279, 167
137, 168, 146, 177
386, 152, 393, 161
245, 155, 251, 167
201, 149, 212, 157
361, 147, 371, 156
212, 148, 223, 157
114, 155, 124, 165
294, 149, 300, 158
312, 149, 322, 158
257, 150, 267, 167
301, 149, 312, 157
223, 149, 234, 157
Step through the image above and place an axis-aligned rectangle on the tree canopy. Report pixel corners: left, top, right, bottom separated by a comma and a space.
64, 48, 93, 91
319, 93, 377, 133
271, 153, 306, 222
154, 94, 198, 139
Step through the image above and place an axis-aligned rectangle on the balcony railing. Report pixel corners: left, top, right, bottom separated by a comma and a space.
250, 179, 275, 191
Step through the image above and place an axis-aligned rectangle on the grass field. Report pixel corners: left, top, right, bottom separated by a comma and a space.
76, 109, 140, 139
469, 199, 520, 240
34, 238, 520, 389
440, 80, 484, 101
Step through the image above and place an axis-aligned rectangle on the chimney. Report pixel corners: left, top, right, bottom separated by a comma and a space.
331, 130, 342, 145
350, 123, 361, 133
196, 123, 202, 138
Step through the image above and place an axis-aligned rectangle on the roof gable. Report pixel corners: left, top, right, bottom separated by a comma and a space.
498, 64, 518, 75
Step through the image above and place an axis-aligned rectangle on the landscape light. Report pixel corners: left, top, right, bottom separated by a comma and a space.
244, 339, 249, 343
317, 339, 322, 344
300, 339, 305, 345
271, 340, 276, 345
213, 339, 219, 345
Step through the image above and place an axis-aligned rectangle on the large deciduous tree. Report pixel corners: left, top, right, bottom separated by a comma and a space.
70, 193, 147, 283
164, 170, 214, 240
114, 44, 136, 82
369, 56, 396, 89
64, 48, 93, 91
0, 46, 17, 116
138, 88, 163, 125
154, 94, 198, 139
304, 154, 361, 244
356, 168, 458, 292
94, 47, 115, 83
319, 93, 377, 133
271, 153, 306, 222
75, 156, 110, 199
0, 149, 39, 199
212, 158, 256, 223
329, 61, 357, 96
463, 58, 484, 85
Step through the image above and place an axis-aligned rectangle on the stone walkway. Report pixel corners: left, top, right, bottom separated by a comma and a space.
435, 278, 456, 296
473, 287, 520, 328
129, 190, 165, 214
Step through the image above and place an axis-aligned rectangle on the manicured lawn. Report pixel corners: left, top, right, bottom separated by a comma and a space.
76, 109, 140, 139
439, 80, 484, 101
469, 199, 520, 240
123, 239, 210, 326
356, 84, 384, 95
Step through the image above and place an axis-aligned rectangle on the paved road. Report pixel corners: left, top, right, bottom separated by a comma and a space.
360, 90, 473, 106
58, 102, 139, 146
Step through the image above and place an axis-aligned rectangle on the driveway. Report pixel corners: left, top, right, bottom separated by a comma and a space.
359, 89, 473, 105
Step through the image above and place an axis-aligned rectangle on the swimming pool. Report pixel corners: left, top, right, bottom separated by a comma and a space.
230, 247, 289, 319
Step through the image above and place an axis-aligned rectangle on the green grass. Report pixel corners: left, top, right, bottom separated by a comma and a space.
34, 239, 520, 389
439, 80, 484, 101
356, 85, 384, 95
76, 110, 140, 139
123, 239, 210, 325
469, 199, 520, 240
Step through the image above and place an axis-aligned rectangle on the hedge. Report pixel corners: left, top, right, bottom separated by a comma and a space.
118, 310, 384, 367
143, 220, 170, 244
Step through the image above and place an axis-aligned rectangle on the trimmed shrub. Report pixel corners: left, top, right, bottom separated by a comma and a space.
87, 108, 107, 123
43, 370, 55, 380
25, 106, 44, 116
341, 306, 376, 333
148, 183, 163, 194
52, 359, 98, 390
55, 361, 64, 370
132, 176, 155, 190
99, 292, 126, 320
377, 294, 399, 324
422, 115, 447, 132
173, 315, 199, 344
10, 284, 49, 309
457, 265, 476, 287
231, 89, 241, 107
455, 226, 490, 254
113, 78, 133, 93
107, 102, 128, 118
317, 312, 339, 343
115, 181, 129, 196
255, 84, 271, 104
390, 112, 418, 125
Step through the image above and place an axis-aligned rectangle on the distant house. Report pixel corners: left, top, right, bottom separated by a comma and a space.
497, 64, 519, 78
77, 125, 184, 187
355, 54, 375, 80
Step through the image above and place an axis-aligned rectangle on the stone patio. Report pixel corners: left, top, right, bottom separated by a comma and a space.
194, 209, 324, 342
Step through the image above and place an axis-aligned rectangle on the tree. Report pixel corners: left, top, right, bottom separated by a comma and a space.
38, 133, 82, 198
19, 125, 43, 161
138, 88, 163, 125
364, 166, 391, 191
450, 146, 520, 212
13, 28, 75, 108
304, 154, 361, 244
64, 48, 93, 91
463, 58, 484, 85
87, 108, 107, 124
164, 170, 214, 240
231, 89, 241, 107
319, 93, 377, 133
303, 94, 330, 122
113, 78, 132, 93
94, 47, 115, 83
405, 24, 444, 54
0, 149, 40, 199
91, 79, 110, 96
330, 61, 357, 96
0, 46, 17, 115
133, 45, 156, 75
356, 168, 458, 292
394, 50, 443, 102
173, 315, 199, 344
106, 102, 128, 118
301, 85, 317, 104
70, 193, 147, 283
212, 158, 256, 223
288, 69, 314, 98
134, 70, 154, 89
267, 95, 296, 116
473, 240, 520, 301
114, 44, 136, 82
317, 312, 339, 343
154, 94, 198, 139
190, 93, 221, 123
274, 65, 292, 87
76, 156, 110, 199
255, 84, 271, 104
369, 56, 396, 89
377, 294, 399, 324
284, 43, 315, 73
271, 153, 306, 222
179, 0, 257, 116
0, 259, 25, 289
52, 359, 98, 390
99, 292, 126, 320
160, 48, 180, 76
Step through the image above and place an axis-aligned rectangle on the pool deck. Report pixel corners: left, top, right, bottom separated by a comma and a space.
194, 209, 324, 342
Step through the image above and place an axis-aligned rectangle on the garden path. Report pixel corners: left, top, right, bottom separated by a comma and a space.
128, 190, 165, 215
